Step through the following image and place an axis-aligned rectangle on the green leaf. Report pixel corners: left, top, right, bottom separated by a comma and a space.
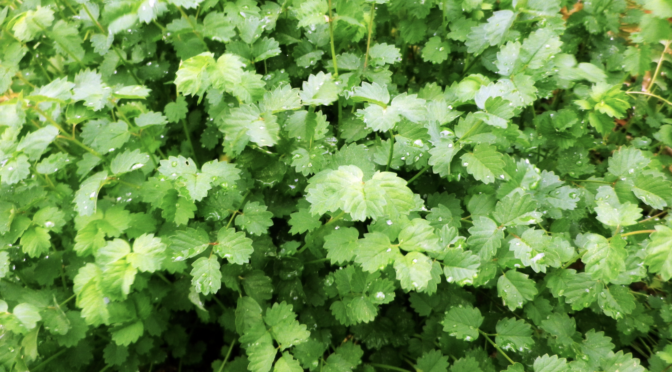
324, 227, 359, 264
262, 84, 303, 113
442, 306, 483, 341
264, 302, 311, 348
467, 216, 503, 259
594, 199, 642, 227
350, 82, 390, 106
0, 155, 31, 185
498, 270, 538, 310
175, 53, 216, 97
128, 233, 165, 273
72, 70, 111, 111
17, 125, 58, 160
368, 43, 402, 67
394, 252, 433, 291
169, 227, 211, 261
20, 226, 51, 258
597, 285, 636, 319
13, 303, 41, 330
607, 147, 650, 178
215, 227, 254, 264
111, 320, 144, 346
533, 355, 568, 372
307, 166, 414, 221
165, 96, 189, 123
582, 234, 626, 283
354, 232, 400, 272
495, 318, 534, 352
398, 219, 440, 252
300, 72, 339, 106
235, 201, 274, 236
73, 263, 110, 326
461, 144, 506, 184
74, 171, 108, 216
110, 149, 150, 175
645, 225, 672, 280
466, 10, 516, 54
429, 140, 459, 177
289, 206, 322, 235
416, 350, 449, 372
274, 352, 303, 372
443, 249, 480, 286
493, 191, 540, 226
135, 112, 168, 127
13, 7, 54, 41
80, 119, 129, 153
422, 36, 450, 64
632, 173, 672, 209
191, 256, 222, 295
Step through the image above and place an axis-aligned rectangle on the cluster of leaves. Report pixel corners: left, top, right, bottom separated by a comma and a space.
5, 0, 672, 370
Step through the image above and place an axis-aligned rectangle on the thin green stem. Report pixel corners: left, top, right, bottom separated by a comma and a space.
29, 106, 102, 158
182, 118, 199, 167
363, 3, 376, 70
82, 3, 106, 34
618, 230, 655, 238
566, 178, 611, 184
305, 258, 330, 265
461, 54, 481, 78
212, 296, 226, 311
648, 40, 671, 94
113, 47, 142, 85
627, 91, 672, 107
226, 191, 252, 229
32, 20, 82, 64
217, 340, 237, 372
561, 251, 585, 269
31, 349, 68, 371
327, 0, 338, 77
156, 273, 172, 285
59, 294, 76, 308
324, 211, 345, 226
177, 6, 209, 51
639, 211, 667, 224
407, 164, 431, 185
368, 363, 412, 372
386, 130, 394, 171
479, 330, 515, 365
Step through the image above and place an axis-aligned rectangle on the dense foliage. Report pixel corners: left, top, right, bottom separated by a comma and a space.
5, 0, 672, 370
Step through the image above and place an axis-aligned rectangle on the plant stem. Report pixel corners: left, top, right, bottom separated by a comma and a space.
648, 40, 671, 94
479, 330, 515, 365
566, 178, 611, 184
226, 191, 252, 229
59, 294, 76, 307
327, 0, 338, 77
626, 91, 672, 106
461, 54, 481, 78
31, 349, 68, 371
619, 230, 656, 238
156, 272, 172, 285
305, 258, 330, 265
217, 340, 237, 372
177, 6, 209, 51
639, 211, 667, 224
386, 130, 395, 171
29, 105, 102, 158
561, 252, 585, 269
407, 164, 431, 185
363, 3, 376, 70
368, 363, 412, 372
181, 118, 199, 167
